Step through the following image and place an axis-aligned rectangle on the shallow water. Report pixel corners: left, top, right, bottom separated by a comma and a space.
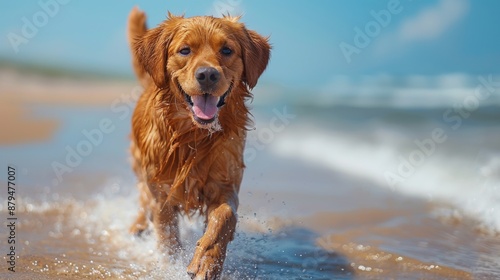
1, 189, 491, 280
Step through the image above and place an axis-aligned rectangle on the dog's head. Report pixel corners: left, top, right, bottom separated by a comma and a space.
133, 13, 270, 129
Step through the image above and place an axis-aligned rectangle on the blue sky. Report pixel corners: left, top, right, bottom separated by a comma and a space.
1, 0, 500, 89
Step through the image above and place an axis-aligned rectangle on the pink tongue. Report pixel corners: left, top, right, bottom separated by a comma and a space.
191, 94, 219, 120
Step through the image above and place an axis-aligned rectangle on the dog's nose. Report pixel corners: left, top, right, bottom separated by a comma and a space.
195, 67, 220, 88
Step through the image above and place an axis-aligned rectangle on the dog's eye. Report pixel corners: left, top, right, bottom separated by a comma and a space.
179, 47, 191, 56
221, 47, 232, 56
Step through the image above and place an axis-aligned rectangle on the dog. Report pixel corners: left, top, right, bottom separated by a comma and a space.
127, 6, 270, 279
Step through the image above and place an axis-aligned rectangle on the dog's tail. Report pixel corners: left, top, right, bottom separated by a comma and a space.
128, 7, 151, 88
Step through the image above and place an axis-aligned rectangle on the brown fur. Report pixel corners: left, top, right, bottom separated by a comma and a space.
127, 6, 270, 279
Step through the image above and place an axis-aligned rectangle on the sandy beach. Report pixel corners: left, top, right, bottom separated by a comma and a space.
1, 71, 499, 279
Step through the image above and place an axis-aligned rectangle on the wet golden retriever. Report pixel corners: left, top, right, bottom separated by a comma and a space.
127, 6, 270, 279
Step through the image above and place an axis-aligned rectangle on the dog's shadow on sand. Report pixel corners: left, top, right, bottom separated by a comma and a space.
223, 226, 354, 280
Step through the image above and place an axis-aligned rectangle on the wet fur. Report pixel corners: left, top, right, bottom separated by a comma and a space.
127, 7, 270, 280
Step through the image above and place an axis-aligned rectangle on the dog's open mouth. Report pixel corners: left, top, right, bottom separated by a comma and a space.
180, 82, 232, 125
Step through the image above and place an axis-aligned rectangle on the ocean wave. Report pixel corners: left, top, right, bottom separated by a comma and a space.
269, 124, 500, 233
255, 73, 500, 109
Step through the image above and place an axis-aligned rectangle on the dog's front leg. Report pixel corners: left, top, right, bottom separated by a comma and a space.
187, 193, 238, 280
152, 192, 181, 256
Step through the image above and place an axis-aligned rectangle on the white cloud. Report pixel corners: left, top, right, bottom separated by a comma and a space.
206, 0, 245, 17
373, 0, 469, 56
399, 0, 469, 42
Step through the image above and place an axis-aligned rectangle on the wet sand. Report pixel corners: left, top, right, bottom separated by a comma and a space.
1, 73, 499, 279
0, 99, 59, 145
0, 69, 133, 145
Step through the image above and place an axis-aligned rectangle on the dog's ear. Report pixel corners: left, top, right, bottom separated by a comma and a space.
133, 17, 180, 88
242, 29, 271, 89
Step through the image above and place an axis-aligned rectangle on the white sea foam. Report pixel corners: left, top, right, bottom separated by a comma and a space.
20, 182, 300, 279
270, 124, 500, 232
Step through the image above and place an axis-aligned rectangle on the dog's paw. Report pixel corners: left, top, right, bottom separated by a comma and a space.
186, 243, 224, 280
129, 223, 148, 237
129, 214, 149, 236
